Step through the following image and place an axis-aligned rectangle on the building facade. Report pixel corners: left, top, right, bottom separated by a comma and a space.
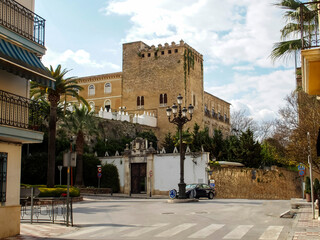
0, 0, 54, 238
72, 40, 230, 143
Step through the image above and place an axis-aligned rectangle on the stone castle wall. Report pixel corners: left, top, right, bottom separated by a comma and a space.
211, 167, 302, 199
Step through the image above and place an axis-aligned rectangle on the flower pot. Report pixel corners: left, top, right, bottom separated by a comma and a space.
306, 193, 311, 202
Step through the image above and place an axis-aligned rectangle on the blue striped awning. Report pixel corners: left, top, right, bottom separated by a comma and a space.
0, 38, 55, 88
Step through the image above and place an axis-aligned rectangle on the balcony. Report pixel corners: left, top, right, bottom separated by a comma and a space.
300, 1, 320, 95
0, 0, 45, 46
0, 89, 45, 143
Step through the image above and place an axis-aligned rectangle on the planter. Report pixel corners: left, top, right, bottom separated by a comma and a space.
306, 193, 311, 202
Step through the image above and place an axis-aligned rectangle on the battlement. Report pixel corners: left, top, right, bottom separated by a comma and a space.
76, 72, 122, 83
138, 40, 203, 62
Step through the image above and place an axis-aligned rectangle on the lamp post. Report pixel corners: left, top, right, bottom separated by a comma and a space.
166, 94, 194, 199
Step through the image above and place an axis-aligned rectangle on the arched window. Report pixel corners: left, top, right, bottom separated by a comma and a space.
88, 84, 95, 96
89, 101, 95, 112
137, 96, 144, 108
105, 83, 111, 93
104, 99, 111, 111
159, 93, 167, 106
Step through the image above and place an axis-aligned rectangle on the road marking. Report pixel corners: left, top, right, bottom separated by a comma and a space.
223, 225, 253, 239
91, 226, 134, 237
62, 226, 105, 238
123, 223, 168, 237
259, 226, 284, 240
155, 223, 197, 237
188, 224, 225, 238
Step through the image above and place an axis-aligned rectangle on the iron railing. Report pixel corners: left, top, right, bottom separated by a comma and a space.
301, 1, 320, 49
0, 0, 45, 46
204, 108, 229, 123
0, 89, 45, 131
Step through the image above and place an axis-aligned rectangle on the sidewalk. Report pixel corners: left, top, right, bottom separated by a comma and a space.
81, 192, 169, 199
289, 200, 320, 240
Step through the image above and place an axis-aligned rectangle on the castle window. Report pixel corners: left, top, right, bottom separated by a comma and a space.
141, 54, 145, 58
137, 96, 144, 109
193, 94, 196, 107
148, 53, 151, 57
168, 50, 172, 54
161, 51, 164, 55
105, 83, 112, 94
88, 84, 95, 96
175, 49, 178, 53
104, 99, 111, 111
89, 101, 95, 112
159, 93, 167, 106
0, 152, 7, 203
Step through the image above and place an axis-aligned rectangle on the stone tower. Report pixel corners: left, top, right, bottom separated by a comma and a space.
122, 40, 205, 141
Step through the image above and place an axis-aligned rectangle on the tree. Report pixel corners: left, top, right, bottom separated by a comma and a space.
271, 0, 317, 61
274, 90, 320, 173
231, 109, 257, 137
31, 65, 86, 187
62, 105, 99, 187
162, 132, 175, 153
238, 129, 262, 168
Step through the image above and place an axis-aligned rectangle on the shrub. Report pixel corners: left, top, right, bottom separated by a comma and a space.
101, 164, 120, 192
83, 153, 101, 187
37, 186, 80, 197
305, 176, 311, 194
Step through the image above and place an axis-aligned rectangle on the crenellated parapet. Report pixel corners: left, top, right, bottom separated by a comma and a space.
138, 40, 203, 63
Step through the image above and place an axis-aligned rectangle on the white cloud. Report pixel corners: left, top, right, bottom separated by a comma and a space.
232, 65, 255, 71
103, 0, 292, 69
42, 48, 121, 76
205, 69, 296, 122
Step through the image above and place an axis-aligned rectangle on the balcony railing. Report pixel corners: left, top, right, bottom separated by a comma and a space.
204, 108, 229, 123
0, 0, 45, 46
301, 1, 320, 49
0, 89, 45, 131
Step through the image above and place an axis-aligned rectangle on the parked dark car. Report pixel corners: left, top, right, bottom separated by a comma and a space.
186, 183, 216, 199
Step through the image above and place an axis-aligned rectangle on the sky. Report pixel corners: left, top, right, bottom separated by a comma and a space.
35, 0, 297, 123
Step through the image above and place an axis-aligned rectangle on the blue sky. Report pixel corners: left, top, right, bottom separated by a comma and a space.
36, 0, 296, 122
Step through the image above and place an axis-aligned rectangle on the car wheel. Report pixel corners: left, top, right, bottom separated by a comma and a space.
208, 192, 214, 199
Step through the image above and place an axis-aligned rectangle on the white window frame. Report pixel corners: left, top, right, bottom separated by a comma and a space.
88, 84, 95, 96
105, 83, 112, 94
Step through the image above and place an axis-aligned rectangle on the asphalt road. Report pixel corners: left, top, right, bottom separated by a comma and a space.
56, 197, 294, 240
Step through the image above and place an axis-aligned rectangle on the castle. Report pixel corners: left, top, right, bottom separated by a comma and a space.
71, 40, 231, 143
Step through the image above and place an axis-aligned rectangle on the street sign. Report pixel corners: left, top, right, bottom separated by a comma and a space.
97, 167, 102, 173
97, 173, 102, 178
299, 170, 305, 177
149, 170, 153, 177
298, 163, 306, 171
63, 152, 77, 167
169, 189, 177, 199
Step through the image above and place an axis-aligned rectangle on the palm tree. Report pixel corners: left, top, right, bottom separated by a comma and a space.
271, 0, 318, 61
62, 105, 99, 187
31, 65, 87, 187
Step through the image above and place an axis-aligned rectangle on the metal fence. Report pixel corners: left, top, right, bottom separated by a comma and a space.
301, 1, 320, 49
20, 197, 73, 226
0, 0, 45, 46
0, 89, 45, 131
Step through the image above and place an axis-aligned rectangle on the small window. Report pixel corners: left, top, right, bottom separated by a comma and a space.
161, 51, 164, 55
159, 93, 167, 106
168, 50, 171, 54
105, 83, 111, 93
0, 152, 7, 203
137, 96, 144, 108
175, 49, 178, 53
164, 93, 167, 104
193, 94, 196, 107
148, 53, 151, 57
88, 84, 95, 96
141, 54, 145, 58
160, 94, 163, 104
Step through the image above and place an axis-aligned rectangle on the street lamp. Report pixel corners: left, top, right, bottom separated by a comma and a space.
166, 94, 194, 199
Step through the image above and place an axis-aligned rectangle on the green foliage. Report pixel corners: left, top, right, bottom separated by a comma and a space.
21, 152, 48, 184
38, 187, 80, 197
101, 164, 120, 192
83, 154, 101, 187
238, 129, 262, 168
314, 178, 320, 196
162, 132, 175, 153
305, 176, 311, 194
211, 129, 226, 161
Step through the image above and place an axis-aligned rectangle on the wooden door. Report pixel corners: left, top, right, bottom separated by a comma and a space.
131, 163, 146, 194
